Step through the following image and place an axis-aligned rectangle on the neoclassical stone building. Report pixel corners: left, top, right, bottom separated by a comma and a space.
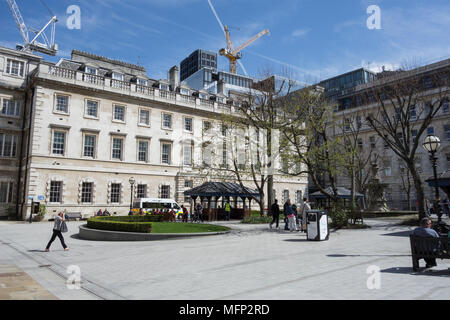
0, 47, 308, 220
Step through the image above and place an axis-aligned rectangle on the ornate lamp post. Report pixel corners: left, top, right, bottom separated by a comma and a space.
422, 135, 441, 219
129, 177, 136, 215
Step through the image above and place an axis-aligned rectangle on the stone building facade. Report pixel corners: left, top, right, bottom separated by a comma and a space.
330, 59, 450, 210
0, 47, 307, 220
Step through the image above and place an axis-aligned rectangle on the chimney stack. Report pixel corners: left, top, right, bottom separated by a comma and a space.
169, 66, 179, 90
217, 79, 226, 96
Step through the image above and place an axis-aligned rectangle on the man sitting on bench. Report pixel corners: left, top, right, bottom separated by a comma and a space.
412, 217, 440, 269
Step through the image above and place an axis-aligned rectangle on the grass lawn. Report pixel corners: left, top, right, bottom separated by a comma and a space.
151, 222, 231, 234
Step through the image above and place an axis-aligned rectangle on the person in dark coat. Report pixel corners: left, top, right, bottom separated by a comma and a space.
269, 199, 280, 229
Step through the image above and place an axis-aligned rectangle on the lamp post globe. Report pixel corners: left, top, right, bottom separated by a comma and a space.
422, 135, 441, 153
129, 177, 136, 215
422, 135, 442, 220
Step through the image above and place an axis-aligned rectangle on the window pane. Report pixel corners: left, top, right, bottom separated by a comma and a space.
86, 101, 98, 117
161, 185, 170, 199
114, 106, 125, 121
56, 96, 68, 113
53, 132, 65, 155
112, 138, 123, 159
111, 184, 121, 203
163, 114, 172, 128
50, 181, 62, 203
137, 185, 147, 198
162, 143, 171, 164
185, 118, 192, 131
81, 182, 92, 203
138, 141, 148, 162
0, 182, 7, 203
184, 145, 192, 166
139, 110, 150, 125
84, 135, 95, 157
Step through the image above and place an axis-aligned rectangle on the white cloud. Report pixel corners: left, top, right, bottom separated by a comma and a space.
291, 28, 310, 37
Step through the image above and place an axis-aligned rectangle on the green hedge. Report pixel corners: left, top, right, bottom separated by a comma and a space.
93, 215, 163, 222
87, 216, 153, 233
242, 216, 273, 224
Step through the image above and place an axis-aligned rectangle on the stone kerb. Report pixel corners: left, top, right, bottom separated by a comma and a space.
78, 224, 230, 241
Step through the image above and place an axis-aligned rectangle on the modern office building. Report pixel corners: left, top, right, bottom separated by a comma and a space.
0, 47, 308, 220
180, 49, 217, 82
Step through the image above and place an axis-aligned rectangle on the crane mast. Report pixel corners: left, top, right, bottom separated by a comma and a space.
5, 0, 58, 56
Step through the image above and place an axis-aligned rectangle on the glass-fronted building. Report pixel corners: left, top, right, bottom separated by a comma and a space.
180, 49, 218, 82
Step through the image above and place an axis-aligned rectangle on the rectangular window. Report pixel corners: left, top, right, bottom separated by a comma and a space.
6, 59, 24, 76
110, 183, 121, 203
86, 100, 98, 118
203, 121, 211, 133
52, 131, 65, 155
2, 99, 20, 117
184, 118, 193, 132
356, 116, 362, 129
54, 95, 69, 114
446, 154, 450, 169
83, 135, 96, 158
184, 180, 193, 188
161, 185, 170, 199
85, 66, 97, 75
49, 181, 62, 203
221, 124, 227, 136
221, 141, 227, 168
160, 84, 169, 91
112, 138, 123, 160
0, 182, 10, 203
137, 78, 148, 86
139, 109, 150, 126
0, 133, 18, 157
283, 190, 289, 204
112, 73, 124, 81
296, 191, 302, 204
137, 184, 147, 198
357, 138, 363, 151
410, 105, 417, 120
443, 99, 449, 113
370, 136, 376, 149
444, 125, 450, 141
427, 127, 434, 135
162, 113, 172, 129
113, 105, 125, 122
138, 140, 148, 162
81, 182, 93, 203
162, 143, 171, 164
183, 145, 192, 166
383, 159, 392, 177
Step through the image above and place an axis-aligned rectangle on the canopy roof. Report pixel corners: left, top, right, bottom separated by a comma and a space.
184, 182, 259, 198
309, 187, 364, 199
426, 170, 450, 187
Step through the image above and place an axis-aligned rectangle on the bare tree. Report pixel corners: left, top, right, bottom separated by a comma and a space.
363, 63, 450, 219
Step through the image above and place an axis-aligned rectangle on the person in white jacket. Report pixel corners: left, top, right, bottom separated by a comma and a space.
300, 198, 311, 232
45, 212, 69, 252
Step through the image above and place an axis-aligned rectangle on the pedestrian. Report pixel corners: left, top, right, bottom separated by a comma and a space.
224, 201, 231, 221
182, 205, 188, 223
103, 208, 110, 216
269, 199, 280, 229
292, 203, 298, 229
285, 199, 297, 231
195, 202, 204, 223
300, 198, 311, 233
283, 199, 291, 230
45, 212, 69, 252
412, 217, 440, 269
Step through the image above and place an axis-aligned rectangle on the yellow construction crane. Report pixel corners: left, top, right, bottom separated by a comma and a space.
219, 26, 270, 74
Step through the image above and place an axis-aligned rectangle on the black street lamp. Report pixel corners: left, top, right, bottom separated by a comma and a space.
422, 135, 441, 219
129, 177, 136, 215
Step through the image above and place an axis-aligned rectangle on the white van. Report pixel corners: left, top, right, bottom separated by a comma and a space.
132, 198, 184, 217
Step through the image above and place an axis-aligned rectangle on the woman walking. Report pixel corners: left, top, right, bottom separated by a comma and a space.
45, 212, 69, 252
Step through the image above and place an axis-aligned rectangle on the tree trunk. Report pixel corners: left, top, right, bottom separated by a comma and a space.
408, 163, 426, 219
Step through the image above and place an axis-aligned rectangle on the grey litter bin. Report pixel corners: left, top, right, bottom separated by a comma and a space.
306, 210, 329, 241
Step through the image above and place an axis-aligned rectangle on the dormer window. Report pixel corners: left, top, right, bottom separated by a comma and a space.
137, 78, 148, 86
160, 84, 169, 91
180, 88, 190, 96
217, 97, 225, 103
85, 66, 97, 75
199, 93, 208, 100
112, 73, 124, 81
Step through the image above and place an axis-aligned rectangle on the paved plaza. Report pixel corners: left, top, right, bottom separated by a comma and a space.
0, 218, 449, 300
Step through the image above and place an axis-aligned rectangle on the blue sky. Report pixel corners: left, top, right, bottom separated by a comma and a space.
1, 0, 450, 82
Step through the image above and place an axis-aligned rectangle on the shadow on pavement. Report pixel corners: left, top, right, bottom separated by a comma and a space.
27, 249, 47, 253
327, 254, 410, 257
381, 231, 412, 237
283, 239, 309, 242
381, 267, 450, 277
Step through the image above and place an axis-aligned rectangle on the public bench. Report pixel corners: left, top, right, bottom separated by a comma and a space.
409, 235, 450, 271
66, 212, 82, 221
